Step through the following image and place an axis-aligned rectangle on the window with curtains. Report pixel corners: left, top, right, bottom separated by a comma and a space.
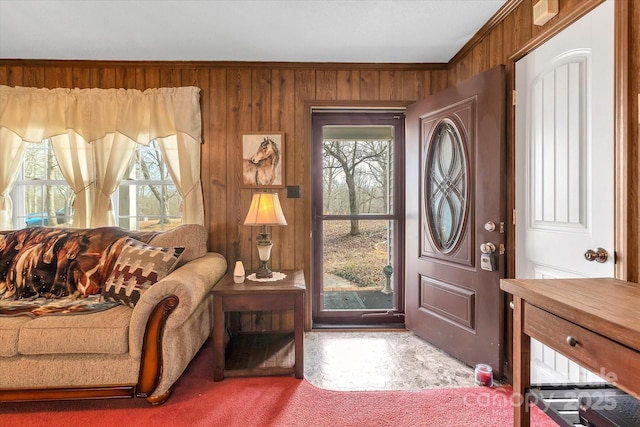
114, 141, 181, 231
11, 140, 180, 231
0, 85, 205, 231
12, 140, 74, 227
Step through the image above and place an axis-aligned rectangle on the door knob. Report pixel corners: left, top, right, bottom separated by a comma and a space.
584, 248, 608, 263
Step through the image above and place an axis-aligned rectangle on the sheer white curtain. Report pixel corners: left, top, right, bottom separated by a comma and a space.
0, 85, 204, 229
91, 133, 136, 226
0, 128, 28, 229
51, 131, 95, 228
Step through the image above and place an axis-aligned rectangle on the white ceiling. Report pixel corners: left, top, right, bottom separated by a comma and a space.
0, 0, 508, 63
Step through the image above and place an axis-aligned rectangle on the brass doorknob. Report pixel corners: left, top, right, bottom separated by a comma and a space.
584, 248, 608, 263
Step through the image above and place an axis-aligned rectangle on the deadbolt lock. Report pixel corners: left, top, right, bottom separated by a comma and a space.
480, 242, 496, 254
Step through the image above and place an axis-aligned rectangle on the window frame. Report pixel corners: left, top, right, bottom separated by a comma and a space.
11, 140, 181, 231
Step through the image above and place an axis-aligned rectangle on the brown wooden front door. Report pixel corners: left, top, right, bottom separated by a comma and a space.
405, 65, 506, 377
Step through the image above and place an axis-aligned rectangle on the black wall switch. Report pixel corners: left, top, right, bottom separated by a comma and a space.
287, 185, 301, 198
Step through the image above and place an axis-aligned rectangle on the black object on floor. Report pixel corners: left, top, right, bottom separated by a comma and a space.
323, 291, 393, 310
579, 393, 640, 427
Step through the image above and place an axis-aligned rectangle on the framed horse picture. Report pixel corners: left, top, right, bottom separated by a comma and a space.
241, 132, 285, 188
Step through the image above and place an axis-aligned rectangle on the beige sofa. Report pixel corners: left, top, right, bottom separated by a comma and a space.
0, 224, 226, 404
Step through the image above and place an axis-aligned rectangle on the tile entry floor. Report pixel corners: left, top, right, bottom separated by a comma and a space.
303, 330, 478, 391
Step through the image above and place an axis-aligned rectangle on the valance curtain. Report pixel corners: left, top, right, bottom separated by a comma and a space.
0, 85, 204, 230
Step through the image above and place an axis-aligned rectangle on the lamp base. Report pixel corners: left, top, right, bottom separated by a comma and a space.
255, 261, 273, 278
256, 241, 274, 279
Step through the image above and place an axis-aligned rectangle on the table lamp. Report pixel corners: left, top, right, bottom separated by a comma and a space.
243, 192, 288, 278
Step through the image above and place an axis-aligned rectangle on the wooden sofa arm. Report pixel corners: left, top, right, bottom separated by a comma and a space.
136, 295, 179, 404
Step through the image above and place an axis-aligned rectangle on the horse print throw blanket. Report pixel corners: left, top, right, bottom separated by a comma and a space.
0, 226, 157, 317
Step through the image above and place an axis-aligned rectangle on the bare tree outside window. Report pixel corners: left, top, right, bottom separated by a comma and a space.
117, 140, 181, 231
134, 141, 176, 224
321, 137, 393, 290
322, 140, 389, 236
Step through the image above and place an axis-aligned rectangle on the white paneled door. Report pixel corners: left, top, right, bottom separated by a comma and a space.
515, 0, 614, 384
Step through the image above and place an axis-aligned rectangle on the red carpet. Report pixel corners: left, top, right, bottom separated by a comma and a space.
0, 339, 557, 427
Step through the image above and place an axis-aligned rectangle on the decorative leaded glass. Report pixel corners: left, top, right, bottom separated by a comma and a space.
425, 120, 467, 252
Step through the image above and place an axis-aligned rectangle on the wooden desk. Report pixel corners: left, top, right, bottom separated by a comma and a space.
212, 269, 305, 381
500, 277, 640, 427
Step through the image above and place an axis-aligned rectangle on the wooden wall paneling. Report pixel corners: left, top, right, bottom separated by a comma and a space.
380, 70, 402, 101
252, 68, 273, 131
87, 67, 99, 88
454, 55, 474, 85
44, 66, 72, 88
144, 68, 162, 89
251, 67, 276, 332
472, 38, 490, 75
271, 68, 299, 331
159, 68, 181, 88
280, 309, 295, 331
227, 68, 254, 268
133, 67, 145, 89
315, 69, 337, 100
502, 9, 517, 61
23, 66, 44, 87
294, 68, 315, 328
513, 0, 534, 48
240, 306, 253, 331
91, 67, 116, 88
489, 22, 505, 68
431, 69, 448, 93
399, 70, 431, 101
123, 66, 136, 88
5, 66, 23, 86
72, 66, 91, 88
0, 67, 7, 86
273, 68, 296, 272
359, 69, 380, 100
207, 68, 228, 256
114, 67, 130, 88
180, 67, 201, 87
252, 66, 283, 271
272, 69, 296, 131
337, 70, 360, 99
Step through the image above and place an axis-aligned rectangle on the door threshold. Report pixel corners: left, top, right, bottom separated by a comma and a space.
312, 323, 406, 331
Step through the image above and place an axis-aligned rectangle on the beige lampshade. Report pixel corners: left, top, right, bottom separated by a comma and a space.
243, 193, 288, 226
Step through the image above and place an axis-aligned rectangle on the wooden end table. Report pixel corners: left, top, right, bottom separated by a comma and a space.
212, 269, 305, 381
501, 277, 640, 426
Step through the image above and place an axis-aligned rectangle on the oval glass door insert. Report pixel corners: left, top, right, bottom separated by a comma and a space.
425, 120, 467, 252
